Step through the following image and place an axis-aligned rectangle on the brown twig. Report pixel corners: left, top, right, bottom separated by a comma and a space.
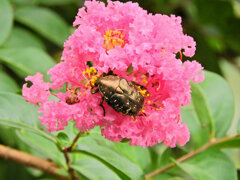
0, 144, 69, 180
62, 132, 82, 180
145, 133, 240, 179
62, 151, 78, 180
64, 131, 82, 152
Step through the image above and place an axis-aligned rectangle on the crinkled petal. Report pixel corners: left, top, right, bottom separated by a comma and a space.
22, 73, 51, 105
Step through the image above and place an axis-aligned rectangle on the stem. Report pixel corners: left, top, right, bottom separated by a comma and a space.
145, 133, 240, 179
65, 131, 82, 152
0, 144, 68, 180
62, 132, 82, 180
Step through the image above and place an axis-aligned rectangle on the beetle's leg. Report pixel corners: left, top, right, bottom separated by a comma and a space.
107, 70, 114, 75
137, 112, 151, 120
131, 81, 147, 89
107, 69, 117, 76
136, 113, 146, 116
99, 97, 105, 116
131, 116, 137, 122
91, 87, 99, 94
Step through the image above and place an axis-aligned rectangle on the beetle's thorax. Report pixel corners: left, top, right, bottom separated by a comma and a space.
97, 75, 122, 100
97, 75, 144, 115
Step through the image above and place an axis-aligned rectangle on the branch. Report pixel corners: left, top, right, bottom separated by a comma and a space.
145, 133, 240, 179
64, 131, 82, 152
0, 144, 69, 180
62, 131, 83, 180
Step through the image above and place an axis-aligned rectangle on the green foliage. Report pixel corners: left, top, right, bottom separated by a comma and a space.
71, 153, 122, 180
17, 130, 65, 166
0, 47, 55, 77
76, 140, 144, 180
181, 71, 234, 149
0, 0, 240, 179
0, 70, 19, 93
57, 132, 71, 148
36, 0, 80, 6
219, 60, 240, 134
15, 6, 70, 47
0, 92, 55, 142
0, 0, 13, 45
172, 149, 237, 180
2, 27, 45, 50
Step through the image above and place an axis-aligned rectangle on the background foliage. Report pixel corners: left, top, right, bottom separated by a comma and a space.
0, 0, 240, 179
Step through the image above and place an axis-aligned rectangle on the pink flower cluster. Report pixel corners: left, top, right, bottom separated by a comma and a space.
22, 0, 204, 148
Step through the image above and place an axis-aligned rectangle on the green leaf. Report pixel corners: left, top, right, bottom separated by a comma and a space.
0, 0, 13, 45
151, 173, 186, 180
53, 120, 80, 141
0, 93, 38, 127
196, 71, 234, 137
181, 103, 209, 149
71, 153, 121, 180
114, 143, 151, 171
219, 59, 240, 168
0, 47, 55, 77
173, 149, 237, 180
182, 71, 234, 148
219, 60, 240, 134
75, 143, 144, 180
2, 27, 45, 50
151, 174, 174, 180
0, 126, 18, 146
17, 130, 65, 166
0, 70, 19, 93
57, 132, 71, 147
210, 136, 240, 149
15, 6, 70, 46
77, 127, 151, 172
191, 82, 215, 139
0, 92, 55, 142
157, 148, 174, 168
172, 159, 215, 180
36, 0, 79, 5
11, 0, 35, 5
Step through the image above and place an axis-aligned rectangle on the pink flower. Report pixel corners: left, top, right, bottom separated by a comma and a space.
22, 73, 51, 105
22, 0, 204, 148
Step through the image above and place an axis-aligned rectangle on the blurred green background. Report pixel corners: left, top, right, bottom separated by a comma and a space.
0, 0, 240, 179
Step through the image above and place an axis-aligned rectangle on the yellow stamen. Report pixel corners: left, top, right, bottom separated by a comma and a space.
147, 100, 151, 104
86, 68, 91, 74
103, 29, 125, 52
141, 77, 148, 84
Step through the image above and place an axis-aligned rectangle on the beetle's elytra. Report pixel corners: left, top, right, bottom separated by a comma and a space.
91, 71, 145, 116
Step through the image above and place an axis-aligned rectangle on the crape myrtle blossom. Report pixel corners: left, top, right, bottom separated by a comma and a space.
22, 0, 204, 148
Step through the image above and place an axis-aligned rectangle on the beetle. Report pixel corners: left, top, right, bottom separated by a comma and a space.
91, 71, 145, 116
